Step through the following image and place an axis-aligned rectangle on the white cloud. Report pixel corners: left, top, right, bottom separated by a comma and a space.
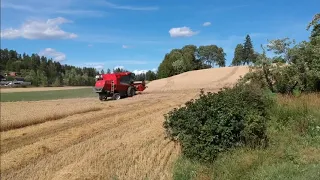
55, 10, 105, 17
169, 26, 198, 37
116, 60, 146, 64
39, 48, 66, 62
1, 2, 34, 12
203, 22, 211, 26
0, 17, 77, 40
84, 63, 104, 70
102, 1, 158, 11
133, 70, 148, 74
133, 68, 157, 74
1, 1, 105, 17
114, 65, 125, 70
122, 45, 129, 49
94, 65, 104, 70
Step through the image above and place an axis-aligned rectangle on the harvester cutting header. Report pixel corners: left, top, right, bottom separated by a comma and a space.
93, 72, 147, 101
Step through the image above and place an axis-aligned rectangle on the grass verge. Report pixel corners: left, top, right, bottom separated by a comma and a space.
172, 93, 320, 180
0, 87, 97, 102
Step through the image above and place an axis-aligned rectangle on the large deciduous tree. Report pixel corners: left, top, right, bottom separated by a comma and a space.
232, 44, 244, 66
266, 37, 295, 63
157, 44, 226, 78
197, 45, 226, 67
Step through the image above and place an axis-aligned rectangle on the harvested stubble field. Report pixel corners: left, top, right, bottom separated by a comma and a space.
0, 66, 250, 180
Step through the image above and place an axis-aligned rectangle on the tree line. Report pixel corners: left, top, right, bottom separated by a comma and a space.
157, 45, 226, 79
0, 49, 98, 87
152, 34, 257, 79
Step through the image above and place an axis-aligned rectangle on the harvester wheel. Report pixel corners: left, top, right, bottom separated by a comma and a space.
112, 93, 121, 100
127, 86, 135, 97
99, 94, 107, 101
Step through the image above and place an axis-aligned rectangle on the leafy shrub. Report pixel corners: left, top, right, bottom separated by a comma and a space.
163, 83, 274, 162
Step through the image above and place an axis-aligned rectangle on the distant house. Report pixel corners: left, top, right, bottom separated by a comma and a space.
4, 72, 21, 77
14, 77, 25, 81
0, 74, 6, 81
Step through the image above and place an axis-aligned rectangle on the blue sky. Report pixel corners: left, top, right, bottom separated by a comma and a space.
1, 0, 319, 74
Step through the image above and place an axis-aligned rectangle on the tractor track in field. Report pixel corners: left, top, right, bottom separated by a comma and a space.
2, 98, 174, 171
1, 99, 154, 154
0, 91, 193, 180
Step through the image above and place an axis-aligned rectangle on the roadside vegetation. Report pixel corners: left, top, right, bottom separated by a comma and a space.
171, 93, 320, 180
0, 87, 96, 102
164, 13, 320, 179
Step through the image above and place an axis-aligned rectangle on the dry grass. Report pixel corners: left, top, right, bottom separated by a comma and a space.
1, 106, 102, 132
277, 93, 320, 108
0, 66, 249, 180
0, 98, 103, 132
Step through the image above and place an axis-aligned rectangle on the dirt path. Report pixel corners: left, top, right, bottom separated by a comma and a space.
0, 90, 201, 180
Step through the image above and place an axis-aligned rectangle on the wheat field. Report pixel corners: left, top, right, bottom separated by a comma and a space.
0, 66, 249, 179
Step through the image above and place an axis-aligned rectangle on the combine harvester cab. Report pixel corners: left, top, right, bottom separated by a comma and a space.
93, 72, 147, 101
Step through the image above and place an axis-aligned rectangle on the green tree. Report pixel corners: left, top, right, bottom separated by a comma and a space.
157, 53, 178, 78
37, 70, 48, 87
243, 35, 257, 65
181, 45, 199, 71
232, 44, 244, 66
25, 70, 38, 86
145, 70, 157, 81
307, 13, 320, 45
266, 37, 295, 63
197, 45, 226, 67
6, 59, 14, 71
113, 67, 127, 73
53, 76, 62, 87
107, 68, 111, 74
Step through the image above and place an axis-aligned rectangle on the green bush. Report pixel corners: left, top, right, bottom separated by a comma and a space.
163, 83, 274, 162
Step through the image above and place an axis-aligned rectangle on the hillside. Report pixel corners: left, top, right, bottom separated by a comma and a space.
145, 66, 250, 93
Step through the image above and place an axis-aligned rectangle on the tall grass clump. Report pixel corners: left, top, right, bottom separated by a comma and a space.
274, 93, 320, 141
163, 83, 275, 163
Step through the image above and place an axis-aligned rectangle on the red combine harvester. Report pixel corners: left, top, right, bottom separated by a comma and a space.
93, 72, 147, 101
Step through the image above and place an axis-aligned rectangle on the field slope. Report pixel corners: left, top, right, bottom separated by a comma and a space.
0, 66, 250, 179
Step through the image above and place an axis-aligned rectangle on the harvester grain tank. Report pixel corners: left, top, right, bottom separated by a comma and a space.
93, 72, 147, 101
